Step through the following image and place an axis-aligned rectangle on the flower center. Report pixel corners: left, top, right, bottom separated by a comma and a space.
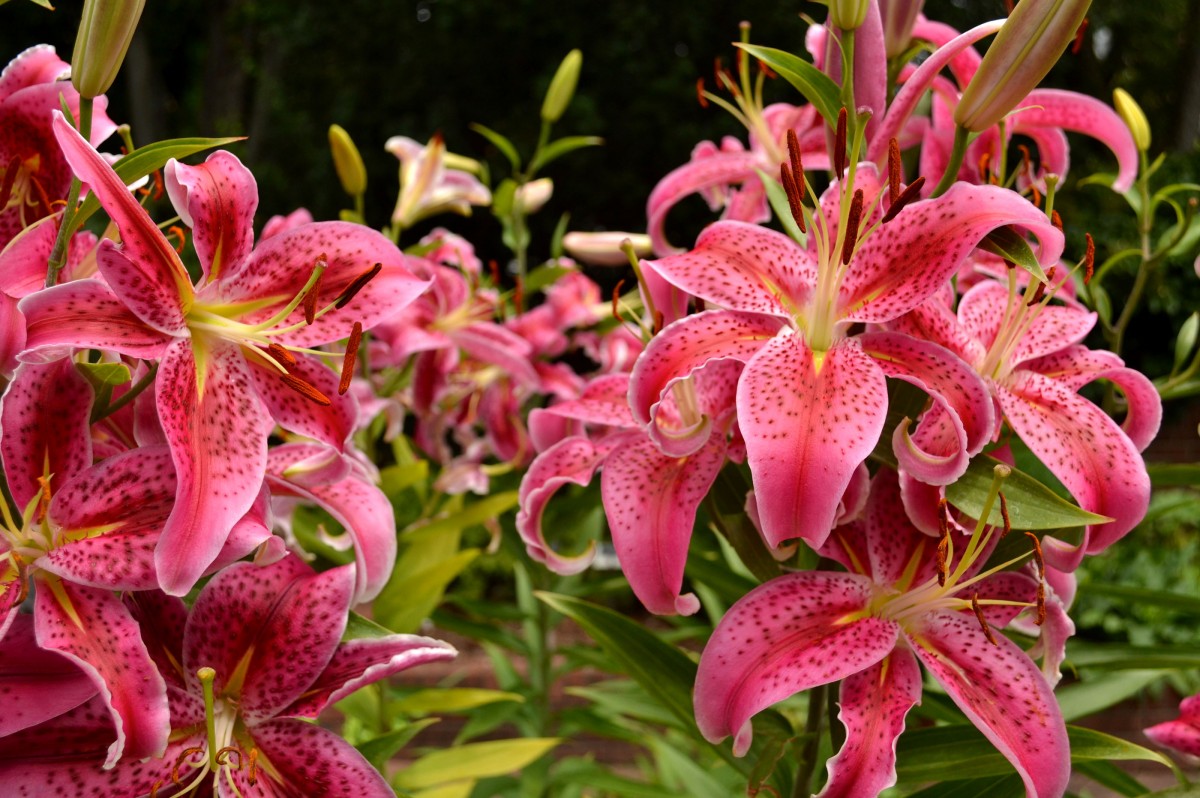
0, 153, 55, 229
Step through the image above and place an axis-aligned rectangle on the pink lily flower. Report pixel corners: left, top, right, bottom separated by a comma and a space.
694, 468, 1070, 798
891, 277, 1161, 569
386, 134, 491, 230
1145, 695, 1200, 758
0, 556, 456, 796
0, 44, 117, 247
519, 365, 740, 615
19, 114, 429, 595
631, 161, 1061, 551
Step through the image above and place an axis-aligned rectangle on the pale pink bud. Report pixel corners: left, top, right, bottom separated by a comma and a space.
562, 231, 652, 266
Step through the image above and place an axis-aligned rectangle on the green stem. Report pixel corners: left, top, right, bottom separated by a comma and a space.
90, 363, 159, 423
840, 29, 856, 136
930, 125, 969, 198
46, 97, 94, 288
792, 683, 829, 798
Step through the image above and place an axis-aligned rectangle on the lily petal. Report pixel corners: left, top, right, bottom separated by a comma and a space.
17, 279, 172, 363
646, 150, 766, 255
164, 151, 258, 284
0, 613, 96, 737
1014, 89, 1139, 193
250, 354, 357, 451
245, 718, 393, 797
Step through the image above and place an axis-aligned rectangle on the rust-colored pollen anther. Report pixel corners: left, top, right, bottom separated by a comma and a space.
173, 746, 206, 785
936, 531, 949, 587
653, 309, 665, 335
167, 225, 188, 254
998, 491, 1011, 537
1050, 210, 1063, 232
335, 262, 382, 310
267, 342, 296, 369
978, 151, 992, 185
972, 592, 999, 646
1035, 581, 1047, 625
1025, 278, 1048, 307
339, 321, 362, 396
1083, 233, 1095, 284
787, 129, 805, 201
1024, 530, 1045, 577
696, 77, 708, 108
780, 163, 807, 234
611, 279, 625, 321
840, 189, 864, 265
247, 747, 260, 786
150, 779, 163, 798
303, 260, 325, 325
880, 176, 925, 224
1029, 184, 1042, 208
1072, 17, 1089, 55
513, 275, 525, 315
757, 59, 776, 79
834, 107, 848, 177
488, 259, 501, 286
888, 138, 902, 205
281, 373, 332, 407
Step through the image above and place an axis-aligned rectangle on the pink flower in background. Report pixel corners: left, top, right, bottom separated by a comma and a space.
1146, 696, 1200, 758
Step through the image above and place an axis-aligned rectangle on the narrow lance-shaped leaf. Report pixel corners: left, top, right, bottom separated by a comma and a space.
945, 454, 1110, 530
736, 43, 842, 131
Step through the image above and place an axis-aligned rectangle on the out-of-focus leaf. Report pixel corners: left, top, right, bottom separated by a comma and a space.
469, 122, 520, 170
1147, 463, 1200, 488
529, 135, 604, 174
755, 167, 806, 247
736, 43, 840, 129
393, 738, 561, 790
403, 491, 518, 539
391, 688, 524, 715
357, 717, 440, 768
1074, 760, 1151, 798
76, 362, 131, 388
1057, 669, 1164, 721
1174, 313, 1199, 373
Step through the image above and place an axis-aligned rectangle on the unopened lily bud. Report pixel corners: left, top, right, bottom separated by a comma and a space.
328, 124, 367, 197
829, 0, 871, 31
71, 0, 146, 98
955, 0, 1091, 133
563, 231, 652, 266
1113, 88, 1151, 151
880, 0, 926, 57
514, 178, 553, 215
541, 49, 582, 123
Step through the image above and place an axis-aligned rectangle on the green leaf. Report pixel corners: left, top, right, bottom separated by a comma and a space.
946, 455, 1110, 529
357, 717, 440, 768
391, 688, 524, 715
469, 122, 521, 170
1138, 786, 1200, 798
1174, 313, 1199, 374
901, 774, 1024, 798
1057, 669, 1165, 721
73, 137, 243, 233
1078, 584, 1200, 616
380, 461, 431, 498
1068, 642, 1200, 670
1073, 760, 1150, 797
529, 135, 604, 175
976, 226, 1048, 283
76, 361, 132, 388
410, 782, 474, 798
392, 738, 561, 790
374, 549, 479, 633
754, 168, 806, 247
549, 211, 570, 260
402, 491, 519, 539
735, 43, 841, 130
1147, 463, 1200, 488
491, 178, 517, 217
342, 610, 397, 640
648, 737, 735, 798
547, 765, 681, 798
524, 262, 572, 294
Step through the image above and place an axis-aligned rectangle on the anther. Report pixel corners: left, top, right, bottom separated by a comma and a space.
787, 129, 805, 202
611, 279, 625, 322
1050, 210, 1063, 231
880, 176, 925, 224
888, 138, 902, 205
978, 151, 992, 185
972, 592, 999, 645
696, 77, 708, 108
303, 257, 326, 325
281, 373, 332, 406
1035, 581, 1047, 625
1024, 531, 1045, 577
1083, 233, 1095, 284
840, 189, 864, 265
653, 310, 664, 335
1025, 277, 1048, 306
780, 163, 807, 233
998, 492, 1011, 537
150, 780, 162, 798
339, 321, 362, 396
1072, 17, 1089, 55
335, 262, 382, 309
834, 107, 848, 177
757, 59, 776, 79
936, 531, 949, 587
247, 748, 259, 786
513, 275, 525, 315
488, 259, 501, 287
167, 225, 187, 254
1029, 184, 1042, 208
267, 342, 296, 369
215, 746, 243, 767
173, 746, 206, 785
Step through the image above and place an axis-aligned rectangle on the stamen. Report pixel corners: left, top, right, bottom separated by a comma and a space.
488, 259, 501, 287
334, 262, 382, 309
972, 592, 999, 645
167, 225, 187, 254
840, 189, 864, 266
653, 310, 664, 335
978, 151, 992, 185
1025, 277, 1048, 306
173, 746, 206, 785
880, 176, 925, 224
150, 780, 162, 798
888, 138, 902, 205
611, 279, 625, 321
1083, 233, 1095, 284
757, 59, 776, 79
266, 342, 296, 369
998, 492, 1011, 537
1029, 184, 1042, 208
696, 78, 708, 108
936, 530, 949, 587
1072, 17, 1089, 55
215, 746, 243, 767
1024, 531, 1045, 577
1050, 210, 1063, 231
338, 321, 362, 396
786, 129, 805, 201
303, 257, 326, 325
247, 748, 259, 786
281, 373, 332, 406
780, 163, 807, 233
35, 475, 51, 524
834, 107, 848, 177
1017, 144, 1033, 180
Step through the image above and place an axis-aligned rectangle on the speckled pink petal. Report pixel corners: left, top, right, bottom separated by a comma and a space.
738, 334, 887, 549
997, 371, 1149, 558
221, 223, 431, 348
0, 45, 68, 99
34, 579, 169, 766
122, 590, 207, 727
862, 330, 994, 484
284, 635, 457, 718
694, 571, 897, 755
250, 354, 357, 451
0, 293, 22, 376
1023, 345, 1162, 452
602, 433, 726, 616
817, 647, 922, 798
529, 373, 635, 452
0, 214, 57, 297
181, 556, 315, 705
454, 321, 540, 388
1014, 89, 1139, 192
244, 718, 393, 797
0, 613, 96, 737
907, 610, 1070, 798
646, 221, 817, 316
165, 152, 258, 283
17, 279, 172, 363
1, 359, 93, 509
840, 184, 1063, 324
629, 309, 783, 431
646, 150, 766, 255
516, 435, 614, 574
266, 457, 395, 604
958, 281, 1096, 365
154, 338, 271, 595
1146, 696, 1200, 758
261, 208, 314, 240
856, 468, 940, 587
52, 114, 192, 332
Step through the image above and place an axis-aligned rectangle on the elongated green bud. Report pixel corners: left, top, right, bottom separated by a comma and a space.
1113, 88, 1150, 152
71, 0, 146, 98
328, 124, 367, 197
829, 0, 871, 30
541, 49, 582, 123
955, 0, 1091, 132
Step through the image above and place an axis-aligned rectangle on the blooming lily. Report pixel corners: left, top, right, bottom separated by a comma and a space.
386, 133, 491, 231
694, 468, 1070, 798
632, 153, 1060, 550
0, 556, 457, 796
19, 114, 428, 595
